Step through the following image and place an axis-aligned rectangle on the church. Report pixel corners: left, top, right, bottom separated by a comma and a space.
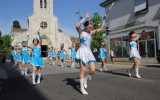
11, 0, 72, 57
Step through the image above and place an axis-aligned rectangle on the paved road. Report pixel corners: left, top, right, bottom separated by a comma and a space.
0, 61, 160, 100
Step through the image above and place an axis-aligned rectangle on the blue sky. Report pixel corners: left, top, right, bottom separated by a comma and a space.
0, 0, 105, 37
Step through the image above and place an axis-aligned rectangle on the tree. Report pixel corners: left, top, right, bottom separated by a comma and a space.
0, 31, 2, 37
91, 12, 105, 51
13, 20, 21, 28
0, 34, 12, 54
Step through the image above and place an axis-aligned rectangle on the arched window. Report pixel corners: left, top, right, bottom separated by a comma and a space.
40, 0, 43, 8
44, 0, 47, 8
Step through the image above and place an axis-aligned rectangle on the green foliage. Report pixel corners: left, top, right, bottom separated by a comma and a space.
0, 34, 12, 54
91, 12, 105, 51
13, 20, 21, 28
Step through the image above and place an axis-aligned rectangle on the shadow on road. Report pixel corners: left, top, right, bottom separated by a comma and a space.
0, 62, 48, 100
63, 78, 81, 94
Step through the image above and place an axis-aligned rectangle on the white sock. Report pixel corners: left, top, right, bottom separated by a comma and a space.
25, 68, 28, 74
37, 73, 41, 84
61, 62, 64, 67
73, 62, 75, 68
103, 65, 107, 71
135, 68, 141, 78
52, 61, 55, 65
80, 79, 88, 95
32, 74, 36, 85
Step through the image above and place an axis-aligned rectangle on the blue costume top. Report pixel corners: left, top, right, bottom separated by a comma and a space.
59, 50, 65, 59
129, 41, 141, 61
48, 51, 51, 57
10, 50, 17, 60
17, 50, 22, 62
98, 48, 106, 58
70, 48, 76, 58
22, 47, 30, 63
25, 40, 28, 45
30, 46, 44, 67
51, 50, 56, 57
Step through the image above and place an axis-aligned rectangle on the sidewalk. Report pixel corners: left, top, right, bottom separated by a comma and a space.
112, 61, 160, 67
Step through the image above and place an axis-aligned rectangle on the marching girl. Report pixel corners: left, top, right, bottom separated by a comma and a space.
16, 48, 23, 71
98, 43, 107, 72
10, 47, 18, 68
59, 46, 67, 67
70, 42, 76, 68
15, 42, 30, 75
38, 32, 43, 45
21, 41, 30, 75
27, 38, 44, 85
51, 46, 57, 66
76, 12, 107, 94
127, 31, 142, 78
10, 47, 15, 64
47, 48, 52, 64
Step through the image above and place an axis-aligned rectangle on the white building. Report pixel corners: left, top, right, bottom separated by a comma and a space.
100, 0, 160, 63
11, 0, 72, 57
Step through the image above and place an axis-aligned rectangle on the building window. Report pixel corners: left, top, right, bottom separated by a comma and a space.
44, 0, 47, 8
40, 22, 47, 29
134, 0, 148, 14
110, 37, 123, 58
122, 36, 130, 57
40, 0, 43, 8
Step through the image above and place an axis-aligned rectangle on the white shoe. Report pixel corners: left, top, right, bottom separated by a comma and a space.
104, 66, 107, 71
53, 62, 55, 66
135, 74, 141, 78
80, 79, 88, 95
33, 80, 36, 85
100, 68, 102, 72
84, 79, 87, 88
61, 64, 64, 67
49, 63, 52, 65
37, 79, 40, 84
24, 72, 28, 76
127, 70, 132, 77
88, 75, 91, 81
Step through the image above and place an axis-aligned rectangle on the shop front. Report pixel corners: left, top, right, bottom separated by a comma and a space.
110, 27, 158, 63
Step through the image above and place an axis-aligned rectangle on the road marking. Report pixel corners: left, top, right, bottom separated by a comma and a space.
95, 72, 155, 83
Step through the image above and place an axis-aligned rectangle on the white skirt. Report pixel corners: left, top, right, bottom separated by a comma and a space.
129, 48, 142, 61
76, 47, 96, 65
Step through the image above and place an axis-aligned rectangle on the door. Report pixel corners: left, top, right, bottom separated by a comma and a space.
138, 40, 156, 63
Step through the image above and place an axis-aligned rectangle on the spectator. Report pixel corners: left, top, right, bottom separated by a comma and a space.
110, 50, 114, 64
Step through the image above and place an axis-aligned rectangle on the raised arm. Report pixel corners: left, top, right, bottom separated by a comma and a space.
90, 14, 108, 35
132, 34, 141, 41
76, 12, 91, 34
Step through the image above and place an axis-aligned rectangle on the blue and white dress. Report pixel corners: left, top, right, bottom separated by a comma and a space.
98, 48, 106, 58
22, 47, 30, 63
17, 50, 22, 62
30, 46, 44, 68
47, 51, 51, 57
25, 40, 28, 45
10, 50, 17, 60
129, 41, 142, 61
59, 50, 66, 59
70, 48, 76, 58
76, 32, 96, 65
51, 50, 56, 57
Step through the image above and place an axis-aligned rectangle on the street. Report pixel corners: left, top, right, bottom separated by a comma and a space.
0, 60, 160, 100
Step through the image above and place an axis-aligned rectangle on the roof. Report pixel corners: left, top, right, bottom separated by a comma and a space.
11, 28, 27, 33
100, 0, 116, 7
